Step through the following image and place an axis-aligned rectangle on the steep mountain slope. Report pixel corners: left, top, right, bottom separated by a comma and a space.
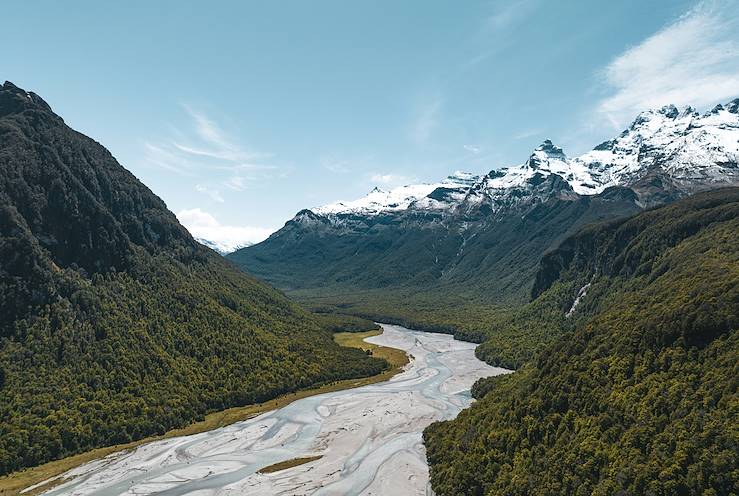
229, 100, 739, 328
0, 81, 384, 475
424, 188, 739, 495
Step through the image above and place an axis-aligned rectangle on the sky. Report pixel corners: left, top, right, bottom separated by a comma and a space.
2, 0, 739, 246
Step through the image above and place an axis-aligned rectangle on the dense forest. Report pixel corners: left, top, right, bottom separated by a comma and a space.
0, 82, 385, 475
424, 188, 739, 495
230, 187, 641, 365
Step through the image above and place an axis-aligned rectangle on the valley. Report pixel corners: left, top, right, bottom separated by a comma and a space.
230, 100, 739, 368
31, 325, 509, 496
0, 82, 386, 481
1, 78, 737, 495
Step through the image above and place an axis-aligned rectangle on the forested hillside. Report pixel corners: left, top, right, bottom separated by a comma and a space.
230, 186, 641, 346
0, 81, 385, 475
231, 101, 739, 347
424, 188, 739, 495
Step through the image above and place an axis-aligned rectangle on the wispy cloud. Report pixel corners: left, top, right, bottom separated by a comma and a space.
320, 155, 352, 174
143, 142, 194, 176
463, 144, 481, 154
410, 93, 443, 146
596, 1, 739, 128
465, 0, 539, 68
177, 208, 275, 252
176, 104, 273, 163
195, 184, 224, 203
484, 0, 535, 31
143, 105, 281, 201
369, 173, 417, 187
513, 129, 542, 141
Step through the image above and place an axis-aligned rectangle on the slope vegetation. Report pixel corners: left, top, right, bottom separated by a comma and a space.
230, 186, 641, 342
424, 188, 739, 495
0, 82, 384, 475
231, 102, 739, 348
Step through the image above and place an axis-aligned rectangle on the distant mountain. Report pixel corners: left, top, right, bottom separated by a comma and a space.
314, 171, 480, 216
424, 187, 739, 495
194, 236, 252, 255
228, 100, 739, 321
0, 81, 384, 475
299, 101, 739, 219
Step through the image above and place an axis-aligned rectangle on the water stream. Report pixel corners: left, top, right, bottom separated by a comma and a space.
41, 324, 511, 496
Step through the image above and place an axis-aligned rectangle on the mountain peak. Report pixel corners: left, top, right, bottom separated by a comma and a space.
527, 140, 567, 170
0, 80, 54, 116
726, 98, 739, 114
680, 105, 698, 118
445, 171, 479, 187
658, 104, 679, 118
631, 104, 682, 127
310, 99, 738, 219
707, 103, 725, 116
535, 139, 566, 155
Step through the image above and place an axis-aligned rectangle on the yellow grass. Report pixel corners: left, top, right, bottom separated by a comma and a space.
333, 329, 409, 372
0, 327, 408, 496
257, 455, 323, 474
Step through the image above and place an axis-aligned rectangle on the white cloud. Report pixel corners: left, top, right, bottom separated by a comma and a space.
143, 142, 194, 175
143, 105, 281, 195
195, 184, 224, 203
177, 208, 275, 253
369, 173, 417, 187
596, 1, 739, 128
484, 0, 535, 31
513, 129, 542, 141
320, 155, 352, 174
410, 94, 443, 145
223, 176, 248, 191
463, 144, 481, 154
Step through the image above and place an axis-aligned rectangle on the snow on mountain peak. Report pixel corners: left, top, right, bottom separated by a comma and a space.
576, 99, 739, 192
482, 139, 600, 195
314, 172, 480, 216
449, 170, 477, 180
311, 99, 739, 218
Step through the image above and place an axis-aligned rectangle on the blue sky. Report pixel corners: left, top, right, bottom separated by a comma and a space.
2, 0, 739, 244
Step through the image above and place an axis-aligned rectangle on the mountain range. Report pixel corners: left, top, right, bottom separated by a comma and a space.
2, 79, 737, 495
227, 102, 739, 495
229, 99, 739, 333
311, 101, 739, 218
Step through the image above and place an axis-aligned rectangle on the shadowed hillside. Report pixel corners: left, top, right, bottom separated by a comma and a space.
0, 82, 385, 475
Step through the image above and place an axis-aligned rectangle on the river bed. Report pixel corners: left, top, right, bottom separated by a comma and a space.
41, 324, 511, 496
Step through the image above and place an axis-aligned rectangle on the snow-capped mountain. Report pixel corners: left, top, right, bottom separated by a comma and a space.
194, 237, 253, 255
574, 102, 739, 195
310, 99, 739, 220
229, 99, 739, 306
314, 171, 479, 216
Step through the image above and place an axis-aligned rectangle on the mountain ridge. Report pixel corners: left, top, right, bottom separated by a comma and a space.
229, 99, 739, 316
300, 98, 739, 222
